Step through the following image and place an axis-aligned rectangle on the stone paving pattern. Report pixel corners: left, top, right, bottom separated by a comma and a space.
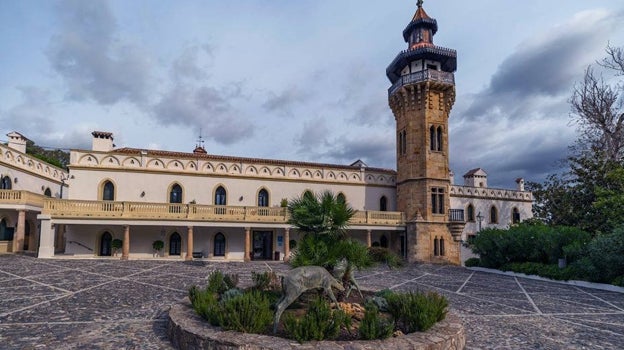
0, 255, 622, 349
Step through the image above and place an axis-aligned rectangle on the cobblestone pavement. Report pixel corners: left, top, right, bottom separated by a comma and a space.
0, 255, 622, 349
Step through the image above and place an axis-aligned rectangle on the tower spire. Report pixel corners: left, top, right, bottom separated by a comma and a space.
417, 0, 423, 8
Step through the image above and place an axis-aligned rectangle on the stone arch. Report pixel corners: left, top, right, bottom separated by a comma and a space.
78, 154, 99, 166
146, 159, 165, 169
122, 157, 141, 168
101, 156, 121, 166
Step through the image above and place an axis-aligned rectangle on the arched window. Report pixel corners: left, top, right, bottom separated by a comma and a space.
380, 196, 388, 211
102, 181, 115, 201
100, 232, 112, 256
1, 176, 12, 190
44, 188, 52, 197
434, 237, 439, 256
258, 189, 269, 207
215, 186, 227, 205
214, 233, 226, 257
430, 125, 436, 151
490, 206, 498, 223
169, 232, 181, 255
436, 126, 443, 151
337, 193, 346, 204
467, 204, 475, 222
380, 235, 388, 248
440, 237, 445, 256
512, 208, 520, 224
170, 184, 183, 203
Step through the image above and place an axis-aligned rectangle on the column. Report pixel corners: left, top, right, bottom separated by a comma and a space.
121, 225, 130, 260
366, 229, 372, 248
37, 218, 55, 258
185, 226, 194, 261
244, 227, 251, 262
13, 210, 26, 252
284, 227, 290, 260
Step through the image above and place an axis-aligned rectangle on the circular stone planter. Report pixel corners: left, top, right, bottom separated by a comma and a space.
167, 299, 465, 350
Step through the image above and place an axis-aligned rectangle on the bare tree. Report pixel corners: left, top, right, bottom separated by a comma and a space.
570, 45, 624, 163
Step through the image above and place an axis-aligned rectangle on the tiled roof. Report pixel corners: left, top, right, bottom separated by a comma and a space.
112, 147, 397, 174
463, 168, 487, 177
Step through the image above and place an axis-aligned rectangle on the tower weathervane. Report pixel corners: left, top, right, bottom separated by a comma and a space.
417, 0, 423, 8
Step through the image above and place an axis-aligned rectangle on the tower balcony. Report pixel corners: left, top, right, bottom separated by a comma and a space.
388, 69, 455, 97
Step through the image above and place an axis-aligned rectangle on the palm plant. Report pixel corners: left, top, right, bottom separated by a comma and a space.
288, 190, 372, 296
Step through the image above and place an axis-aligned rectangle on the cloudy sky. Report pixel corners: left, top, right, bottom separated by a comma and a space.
1, 0, 623, 188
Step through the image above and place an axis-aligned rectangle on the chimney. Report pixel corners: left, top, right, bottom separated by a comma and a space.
6, 132, 27, 154
516, 178, 525, 191
91, 131, 114, 152
449, 170, 455, 185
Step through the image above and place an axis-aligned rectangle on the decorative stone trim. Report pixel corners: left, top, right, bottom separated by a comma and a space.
167, 299, 465, 350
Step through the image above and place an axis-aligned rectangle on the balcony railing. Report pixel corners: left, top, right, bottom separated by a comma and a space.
449, 209, 464, 222
389, 69, 455, 96
42, 199, 405, 226
0, 190, 47, 207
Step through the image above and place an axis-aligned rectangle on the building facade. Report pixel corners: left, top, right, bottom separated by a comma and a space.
0, 2, 532, 264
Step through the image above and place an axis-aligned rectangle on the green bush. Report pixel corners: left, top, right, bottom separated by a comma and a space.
283, 296, 349, 343
571, 227, 624, 284
188, 285, 221, 326
464, 257, 481, 267
368, 247, 405, 268
206, 270, 238, 294
218, 290, 273, 333
251, 271, 280, 291
386, 291, 448, 333
359, 303, 394, 340
469, 224, 591, 268
501, 262, 577, 281
365, 295, 389, 312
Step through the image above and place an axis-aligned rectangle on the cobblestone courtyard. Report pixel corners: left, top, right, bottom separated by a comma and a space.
0, 255, 622, 349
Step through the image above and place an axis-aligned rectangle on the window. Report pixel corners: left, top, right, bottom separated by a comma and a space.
102, 181, 115, 201
337, 193, 346, 204
430, 126, 436, 151
512, 208, 520, 224
431, 187, 445, 214
215, 186, 227, 205
467, 204, 475, 222
434, 237, 439, 256
214, 233, 225, 257
1, 176, 12, 190
436, 126, 443, 151
380, 196, 387, 211
169, 232, 181, 255
44, 188, 52, 197
169, 184, 182, 203
398, 130, 407, 156
258, 189, 269, 207
490, 206, 498, 223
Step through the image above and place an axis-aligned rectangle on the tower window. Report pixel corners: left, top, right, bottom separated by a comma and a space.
431, 187, 445, 214
102, 181, 115, 201
437, 126, 443, 151
398, 130, 407, 156
169, 184, 182, 204
430, 126, 435, 151
434, 237, 439, 256
380, 196, 387, 211
427, 64, 437, 70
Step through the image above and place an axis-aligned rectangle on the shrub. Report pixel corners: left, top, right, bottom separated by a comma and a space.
188, 285, 220, 326
365, 295, 389, 312
359, 302, 394, 340
218, 290, 273, 333
386, 291, 448, 333
501, 262, 577, 281
206, 270, 238, 294
283, 296, 349, 343
572, 227, 624, 284
152, 240, 164, 251
368, 247, 405, 268
464, 257, 481, 267
220, 288, 243, 302
251, 271, 280, 291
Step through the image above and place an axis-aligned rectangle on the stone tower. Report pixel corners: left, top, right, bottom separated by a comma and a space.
387, 1, 463, 264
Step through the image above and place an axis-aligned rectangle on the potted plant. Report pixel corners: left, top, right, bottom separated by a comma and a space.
111, 239, 123, 256
153, 240, 164, 257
